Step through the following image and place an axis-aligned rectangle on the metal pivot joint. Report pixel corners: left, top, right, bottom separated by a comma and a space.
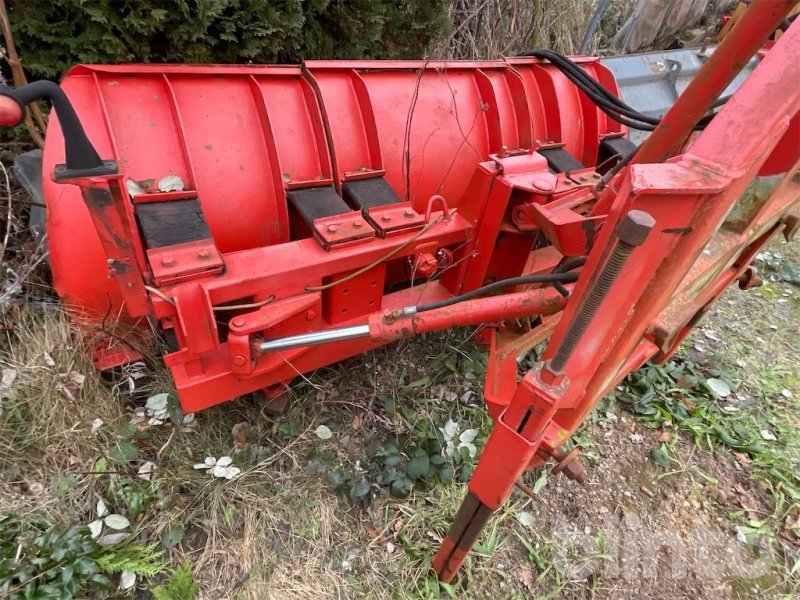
547, 210, 655, 374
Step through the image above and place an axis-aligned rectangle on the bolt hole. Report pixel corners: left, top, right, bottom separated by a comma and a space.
371, 280, 377, 287
342, 288, 349, 295
369, 299, 374, 306
341, 308, 348, 314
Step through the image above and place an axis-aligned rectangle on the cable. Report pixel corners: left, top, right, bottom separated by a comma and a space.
524, 49, 725, 130
144, 285, 276, 312
518, 49, 727, 131
552, 256, 588, 296
415, 272, 579, 313
519, 50, 659, 129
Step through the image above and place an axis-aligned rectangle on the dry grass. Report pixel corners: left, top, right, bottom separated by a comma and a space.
435, 0, 638, 58
0, 308, 123, 518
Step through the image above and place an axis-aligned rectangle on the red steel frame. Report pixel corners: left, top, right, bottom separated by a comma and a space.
433, 0, 800, 579
2, 0, 797, 582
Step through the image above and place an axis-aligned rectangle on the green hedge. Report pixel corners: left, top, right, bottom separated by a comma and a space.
8, 0, 451, 79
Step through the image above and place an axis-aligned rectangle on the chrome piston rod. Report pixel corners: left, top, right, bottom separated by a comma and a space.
257, 324, 371, 353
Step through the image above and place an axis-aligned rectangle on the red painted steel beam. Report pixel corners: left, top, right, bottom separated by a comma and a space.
634, 0, 797, 164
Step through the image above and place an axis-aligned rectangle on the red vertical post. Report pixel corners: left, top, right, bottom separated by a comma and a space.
634, 0, 796, 164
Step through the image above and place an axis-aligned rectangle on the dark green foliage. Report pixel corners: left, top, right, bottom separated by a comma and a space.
322, 431, 476, 507
0, 516, 111, 599
0, 515, 167, 599
7, 0, 451, 80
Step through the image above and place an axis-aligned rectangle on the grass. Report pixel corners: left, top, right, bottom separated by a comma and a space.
1, 241, 798, 599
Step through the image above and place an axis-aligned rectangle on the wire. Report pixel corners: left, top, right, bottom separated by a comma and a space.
144, 285, 275, 312
213, 296, 275, 311
415, 271, 579, 313
144, 285, 175, 305
305, 209, 455, 292
145, 211, 455, 312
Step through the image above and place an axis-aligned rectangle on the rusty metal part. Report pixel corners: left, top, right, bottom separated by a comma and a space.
514, 480, 540, 501
614, 209, 657, 247
737, 266, 763, 289
783, 210, 800, 242
549, 447, 588, 483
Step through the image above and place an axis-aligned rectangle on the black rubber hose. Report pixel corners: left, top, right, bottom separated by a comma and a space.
0, 81, 103, 170
521, 50, 641, 111
517, 49, 727, 131
525, 49, 726, 130
415, 272, 580, 313
520, 61, 658, 130
552, 256, 588, 296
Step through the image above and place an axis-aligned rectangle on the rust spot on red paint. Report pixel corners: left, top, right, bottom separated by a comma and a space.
662, 226, 692, 235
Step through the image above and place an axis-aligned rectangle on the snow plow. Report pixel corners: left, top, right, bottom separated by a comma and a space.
0, 0, 798, 580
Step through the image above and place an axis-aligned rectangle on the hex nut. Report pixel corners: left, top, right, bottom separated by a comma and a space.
614, 210, 655, 247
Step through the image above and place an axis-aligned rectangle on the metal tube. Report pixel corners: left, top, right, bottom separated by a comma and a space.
258, 324, 370, 352
579, 0, 612, 54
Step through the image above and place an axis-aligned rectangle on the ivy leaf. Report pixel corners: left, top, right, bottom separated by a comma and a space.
439, 464, 455, 483
459, 429, 478, 444
384, 454, 403, 467
516, 511, 535, 527
109, 441, 139, 463
161, 522, 185, 549
89, 573, 113, 589
458, 442, 477, 459
407, 454, 430, 480
326, 470, 346, 487
88, 520, 103, 539
350, 480, 372, 501
652, 445, 672, 468
390, 476, 413, 498
120, 570, 136, 590
705, 377, 731, 398
439, 419, 458, 441
97, 532, 129, 546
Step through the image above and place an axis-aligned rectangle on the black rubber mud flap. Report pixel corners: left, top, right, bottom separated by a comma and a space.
342, 177, 401, 211
135, 198, 212, 249
287, 185, 351, 228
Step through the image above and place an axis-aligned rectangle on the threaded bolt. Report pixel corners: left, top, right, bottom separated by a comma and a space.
547, 210, 655, 374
